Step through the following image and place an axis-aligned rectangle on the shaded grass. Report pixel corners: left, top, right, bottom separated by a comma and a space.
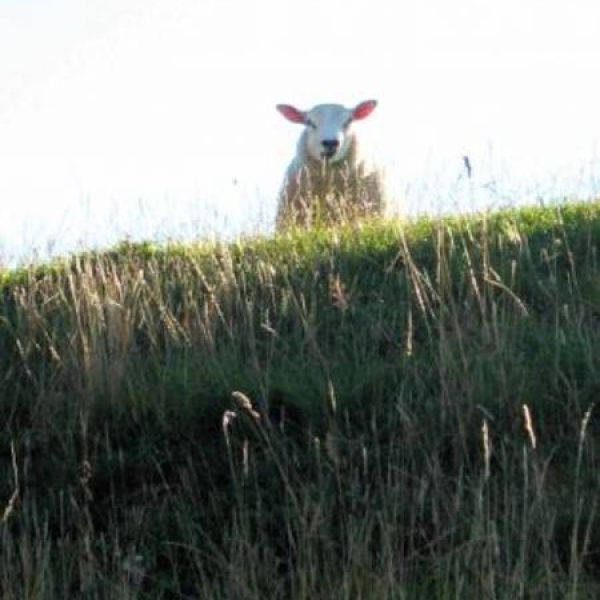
1, 201, 600, 597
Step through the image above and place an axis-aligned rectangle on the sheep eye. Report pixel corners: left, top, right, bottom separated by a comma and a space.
306, 119, 317, 129
342, 119, 352, 129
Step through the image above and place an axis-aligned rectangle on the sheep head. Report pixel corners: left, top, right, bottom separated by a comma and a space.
276, 100, 377, 164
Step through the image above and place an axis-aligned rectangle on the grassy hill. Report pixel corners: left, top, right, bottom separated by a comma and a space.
1, 202, 600, 598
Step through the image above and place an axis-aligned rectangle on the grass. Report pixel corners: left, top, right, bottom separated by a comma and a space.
1, 201, 600, 598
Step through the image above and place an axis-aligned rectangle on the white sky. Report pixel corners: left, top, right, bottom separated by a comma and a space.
1, 0, 600, 263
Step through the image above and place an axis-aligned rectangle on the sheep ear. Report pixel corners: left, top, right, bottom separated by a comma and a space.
276, 104, 307, 124
352, 100, 377, 120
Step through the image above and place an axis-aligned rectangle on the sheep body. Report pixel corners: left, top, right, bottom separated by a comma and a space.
275, 101, 387, 230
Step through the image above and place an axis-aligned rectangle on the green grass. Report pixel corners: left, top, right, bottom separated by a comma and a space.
1, 201, 600, 598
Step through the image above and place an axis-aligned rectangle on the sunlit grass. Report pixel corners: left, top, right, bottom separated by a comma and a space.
1, 201, 600, 598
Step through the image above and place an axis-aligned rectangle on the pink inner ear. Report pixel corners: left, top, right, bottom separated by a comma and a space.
276, 104, 306, 124
352, 100, 378, 120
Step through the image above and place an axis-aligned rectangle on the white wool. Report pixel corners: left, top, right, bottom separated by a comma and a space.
275, 100, 389, 230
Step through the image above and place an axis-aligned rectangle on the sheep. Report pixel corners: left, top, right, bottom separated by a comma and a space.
275, 99, 388, 230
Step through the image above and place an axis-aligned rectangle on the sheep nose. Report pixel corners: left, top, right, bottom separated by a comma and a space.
321, 139, 340, 154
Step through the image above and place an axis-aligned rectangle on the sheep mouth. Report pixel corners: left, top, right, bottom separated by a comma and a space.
320, 150, 338, 162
